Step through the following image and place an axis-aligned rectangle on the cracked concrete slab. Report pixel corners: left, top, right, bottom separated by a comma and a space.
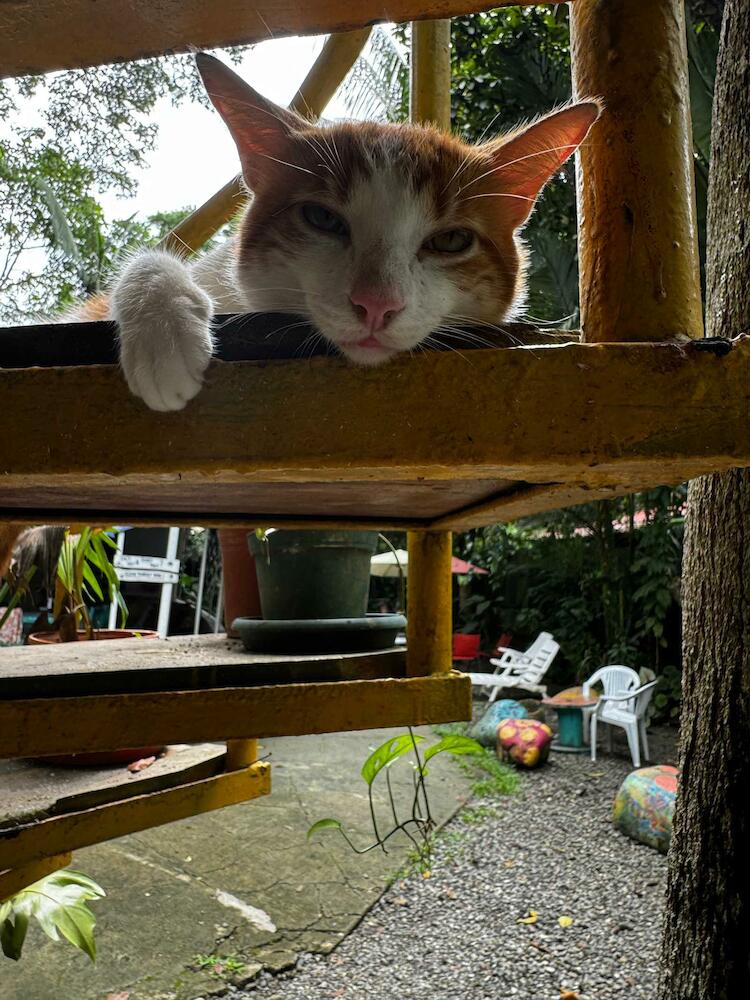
1, 727, 472, 1000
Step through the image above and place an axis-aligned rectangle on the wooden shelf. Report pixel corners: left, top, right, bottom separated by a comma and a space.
0, 635, 471, 758
0, 316, 745, 528
1, 1, 559, 79
0, 752, 270, 874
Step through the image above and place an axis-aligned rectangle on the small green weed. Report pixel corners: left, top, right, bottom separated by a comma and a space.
457, 747, 521, 798
192, 953, 247, 979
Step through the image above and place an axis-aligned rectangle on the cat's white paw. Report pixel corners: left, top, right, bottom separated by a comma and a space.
112, 251, 214, 412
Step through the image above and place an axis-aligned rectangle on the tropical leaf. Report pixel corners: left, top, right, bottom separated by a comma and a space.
360, 733, 424, 786
306, 818, 343, 841
422, 734, 484, 763
0, 869, 105, 961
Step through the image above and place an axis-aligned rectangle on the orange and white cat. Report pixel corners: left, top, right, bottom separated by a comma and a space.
108, 53, 599, 411
0, 55, 599, 574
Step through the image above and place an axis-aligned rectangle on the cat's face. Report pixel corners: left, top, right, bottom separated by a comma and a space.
197, 54, 599, 364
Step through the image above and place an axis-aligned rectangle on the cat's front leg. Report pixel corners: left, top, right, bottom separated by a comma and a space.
112, 250, 214, 412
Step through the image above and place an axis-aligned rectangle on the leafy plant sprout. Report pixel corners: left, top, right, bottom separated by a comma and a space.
0, 869, 105, 961
308, 729, 483, 873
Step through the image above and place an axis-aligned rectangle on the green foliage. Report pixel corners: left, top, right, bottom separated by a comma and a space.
457, 487, 685, 691
308, 729, 484, 872
53, 527, 127, 637
0, 564, 36, 629
1, 50, 243, 320
651, 664, 683, 724
0, 869, 105, 962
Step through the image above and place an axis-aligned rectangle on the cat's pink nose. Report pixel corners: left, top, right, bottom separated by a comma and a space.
349, 288, 405, 333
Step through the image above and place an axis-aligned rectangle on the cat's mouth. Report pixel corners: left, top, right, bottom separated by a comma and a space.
335, 333, 398, 366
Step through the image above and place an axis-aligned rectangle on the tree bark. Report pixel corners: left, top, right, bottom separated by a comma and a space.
658, 2, 750, 997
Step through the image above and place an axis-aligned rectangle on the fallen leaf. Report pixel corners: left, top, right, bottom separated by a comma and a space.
392, 895, 408, 907
443, 888, 457, 900
517, 910, 538, 925
127, 755, 156, 773
560, 992, 580, 1000
504, 859, 515, 868
558, 915, 574, 928
422, 870, 431, 879
106, 993, 130, 1000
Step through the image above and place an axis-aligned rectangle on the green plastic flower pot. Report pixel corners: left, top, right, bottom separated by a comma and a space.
248, 529, 379, 620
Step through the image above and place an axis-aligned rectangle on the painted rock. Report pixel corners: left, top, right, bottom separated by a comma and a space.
613, 764, 678, 853
470, 699, 528, 747
497, 718, 553, 769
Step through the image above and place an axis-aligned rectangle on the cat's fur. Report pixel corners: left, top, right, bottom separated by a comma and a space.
0, 55, 599, 573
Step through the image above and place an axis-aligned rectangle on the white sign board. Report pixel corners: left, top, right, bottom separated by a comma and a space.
114, 553, 180, 585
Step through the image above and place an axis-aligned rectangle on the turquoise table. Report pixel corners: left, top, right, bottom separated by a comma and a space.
543, 689, 598, 753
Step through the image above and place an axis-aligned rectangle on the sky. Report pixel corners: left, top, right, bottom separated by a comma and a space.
97, 35, 355, 224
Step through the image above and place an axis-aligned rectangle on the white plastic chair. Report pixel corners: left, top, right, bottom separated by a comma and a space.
581, 665, 640, 745
468, 631, 559, 702
589, 678, 658, 768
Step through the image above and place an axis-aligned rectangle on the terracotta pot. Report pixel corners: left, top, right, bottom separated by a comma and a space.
27, 627, 163, 766
218, 528, 261, 637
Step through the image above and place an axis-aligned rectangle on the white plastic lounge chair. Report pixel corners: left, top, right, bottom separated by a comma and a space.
468, 631, 559, 702
589, 678, 658, 768
581, 665, 640, 744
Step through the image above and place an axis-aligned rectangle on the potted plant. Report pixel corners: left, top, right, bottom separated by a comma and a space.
238, 529, 405, 653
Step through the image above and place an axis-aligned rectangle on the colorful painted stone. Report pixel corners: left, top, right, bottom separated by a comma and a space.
470, 699, 528, 747
496, 718, 553, 769
613, 764, 678, 853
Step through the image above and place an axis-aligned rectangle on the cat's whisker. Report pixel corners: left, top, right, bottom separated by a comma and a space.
257, 152, 325, 180
456, 192, 535, 205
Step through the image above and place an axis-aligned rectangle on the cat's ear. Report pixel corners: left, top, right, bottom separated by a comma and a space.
196, 53, 306, 189
484, 102, 601, 228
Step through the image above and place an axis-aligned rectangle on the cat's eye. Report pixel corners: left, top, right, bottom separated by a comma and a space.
301, 203, 349, 237
423, 228, 475, 254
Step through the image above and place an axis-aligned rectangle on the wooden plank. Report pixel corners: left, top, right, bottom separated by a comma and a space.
0, 744, 227, 829
0, 763, 271, 871
0, 335, 746, 525
571, 0, 703, 343
0, 1, 564, 79
0, 674, 472, 758
0, 853, 72, 903
0, 636, 406, 699
406, 532, 453, 676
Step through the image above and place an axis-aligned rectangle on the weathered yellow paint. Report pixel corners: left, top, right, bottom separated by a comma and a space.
1, 341, 749, 525
225, 739, 258, 770
570, 0, 703, 343
0, 765, 270, 871
410, 20, 451, 130
406, 532, 453, 676
0, 853, 72, 903
0, 675, 472, 759
160, 29, 371, 256
0, 2, 566, 79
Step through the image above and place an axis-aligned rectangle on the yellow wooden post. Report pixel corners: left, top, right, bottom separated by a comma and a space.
570, 0, 703, 343
410, 20, 451, 129
160, 28, 371, 255
0, 853, 72, 903
406, 531, 453, 676
225, 738, 258, 770
405, 19, 453, 679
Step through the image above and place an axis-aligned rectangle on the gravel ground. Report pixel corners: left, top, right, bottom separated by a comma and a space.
235, 738, 672, 1000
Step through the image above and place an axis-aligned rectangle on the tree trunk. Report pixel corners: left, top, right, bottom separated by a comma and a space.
658, 2, 750, 997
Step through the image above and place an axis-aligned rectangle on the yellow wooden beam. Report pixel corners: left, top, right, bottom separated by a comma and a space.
410, 20, 451, 130
0, 764, 270, 871
0, 853, 72, 903
0, 675, 472, 759
570, 0, 703, 343
160, 28, 372, 256
406, 532, 453, 676
1, 2, 567, 79
1, 341, 748, 516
